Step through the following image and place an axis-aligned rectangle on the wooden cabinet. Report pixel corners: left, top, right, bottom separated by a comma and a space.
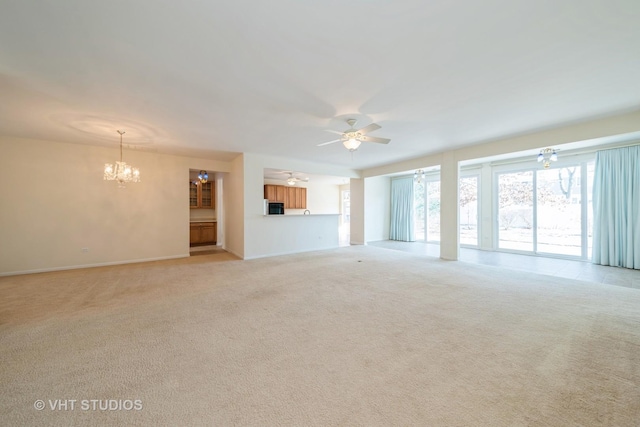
190, 181, 215, 209
265, 184, 307, 209
190, 222, 217, 246
285, 187, 307, 209
285, 187, 296, 208
264, 184, 285, 202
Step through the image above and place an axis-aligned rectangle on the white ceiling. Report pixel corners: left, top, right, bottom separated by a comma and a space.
1, 1, 639, 169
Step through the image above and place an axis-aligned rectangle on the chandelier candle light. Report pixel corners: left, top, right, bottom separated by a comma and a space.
414, 169, 425, 184
104, 130, 140, 187
198, 170, 208, 184
537, 148, 558, 169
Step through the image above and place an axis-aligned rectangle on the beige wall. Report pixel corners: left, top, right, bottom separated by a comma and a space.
349, 178, 365, 245
364, 176, 391, 242
223, 155, 245, 259
0, 136, 231, 275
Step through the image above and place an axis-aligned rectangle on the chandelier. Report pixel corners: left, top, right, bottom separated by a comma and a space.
537, 148, 558, 169
104, 130, 140, 187
414, 169, 425, 184
198, 170, 208, 183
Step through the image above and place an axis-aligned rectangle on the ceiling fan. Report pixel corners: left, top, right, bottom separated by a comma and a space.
317, 118, 390, 152
265, 171, 309, 186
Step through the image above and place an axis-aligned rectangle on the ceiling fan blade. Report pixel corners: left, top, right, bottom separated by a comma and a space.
363, 136, 391, 144
317, 139, 341, 147
357, 123, 381, 134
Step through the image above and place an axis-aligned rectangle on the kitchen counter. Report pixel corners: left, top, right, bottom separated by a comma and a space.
248, 213, 340, 258
190, 219, 217, 223
263, 214, 340, 217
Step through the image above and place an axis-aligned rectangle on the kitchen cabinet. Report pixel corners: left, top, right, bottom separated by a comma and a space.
265, 184, 306, 209
190, 181, 215, 209
285, 187, 307, 209
190, 222, 217, 246
264, 184, 285, 202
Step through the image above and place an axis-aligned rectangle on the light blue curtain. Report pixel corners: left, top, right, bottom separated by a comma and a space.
390, 176, 415, 241
592, 145, 640, 269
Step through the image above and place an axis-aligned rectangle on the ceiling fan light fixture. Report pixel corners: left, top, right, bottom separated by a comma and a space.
343, 136, 361, 151
317, 118, 389, 152
537, 147, 558, 168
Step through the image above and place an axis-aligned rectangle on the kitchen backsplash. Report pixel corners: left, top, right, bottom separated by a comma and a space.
190, 208, 216, 220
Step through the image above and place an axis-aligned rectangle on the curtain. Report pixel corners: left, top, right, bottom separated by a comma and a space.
592, 145, 640, 269
390, 176, 415, 241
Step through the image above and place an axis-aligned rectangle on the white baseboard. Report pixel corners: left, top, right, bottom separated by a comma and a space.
243, 245, 341, 260
0, 254, 190, 277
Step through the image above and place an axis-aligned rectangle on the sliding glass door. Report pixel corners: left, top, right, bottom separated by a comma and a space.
495, 160, 594, 259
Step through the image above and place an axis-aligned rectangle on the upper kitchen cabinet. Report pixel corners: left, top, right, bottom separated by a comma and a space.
264, 184, 286, 202
190, 181, 215, 209
265, 184, 306, 208
285, 186, 307, 209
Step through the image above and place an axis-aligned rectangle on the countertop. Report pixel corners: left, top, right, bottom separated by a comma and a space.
190, 219, 217, 223
263, 213, 340, 217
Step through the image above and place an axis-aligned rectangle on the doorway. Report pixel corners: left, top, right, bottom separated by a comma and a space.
189, 169, 223, 254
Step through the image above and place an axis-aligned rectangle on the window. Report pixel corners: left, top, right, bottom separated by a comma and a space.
341, 190, 350, 224
536, 167, 582, 256
426, 181, 441, 242
494, 159, 595, 259
413, 180, 425, 241
497, 171, 534, 251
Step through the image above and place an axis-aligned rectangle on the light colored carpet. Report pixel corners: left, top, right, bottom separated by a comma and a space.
1, 246, 640, 426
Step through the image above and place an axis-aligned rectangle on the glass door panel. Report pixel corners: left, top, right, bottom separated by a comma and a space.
413, 181, 425, 241
536, 167, 582, 256
498, 171, 533, 251
200, 182, 212, 208
426, 181, 440, 242
459, 176, 478, 246
189, 182, 199, 208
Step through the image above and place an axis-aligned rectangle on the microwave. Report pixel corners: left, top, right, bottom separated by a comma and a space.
268, 202, 285, 215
